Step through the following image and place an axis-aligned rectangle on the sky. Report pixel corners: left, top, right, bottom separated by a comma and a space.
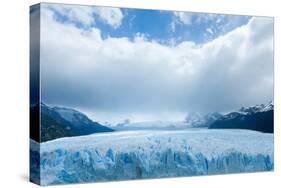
32, 3, 274, 124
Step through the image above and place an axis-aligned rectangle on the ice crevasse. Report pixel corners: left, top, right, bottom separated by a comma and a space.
30, 129, 273, 185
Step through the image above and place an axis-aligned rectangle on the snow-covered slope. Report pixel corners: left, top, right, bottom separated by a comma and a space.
112, 113, 222, 131
110, 102, 273, 131
238, 101, 273, 115
114, 121, 191, 131
184, 112, 223, 127
209, 101, 274, 133
30, 129, 273, 185
53, 106, 93, 127
225, 101, 274, 118
39, 103, 113, 142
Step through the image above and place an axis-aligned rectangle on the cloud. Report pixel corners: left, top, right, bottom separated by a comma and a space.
39, 6, 273, 122
196, 13, 251, 39
195, 13, 225, 24
173, 12, 193, 25
206, 28, 213, 34
44, 4, 124, 29
171, 11, 193, 32
46, 4, 96, 27
170, 12, 251, 43
92, 7, 124, 29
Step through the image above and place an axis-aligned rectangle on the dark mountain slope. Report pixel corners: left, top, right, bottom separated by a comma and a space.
209, 102, 273, 133
30, 103, 113, 142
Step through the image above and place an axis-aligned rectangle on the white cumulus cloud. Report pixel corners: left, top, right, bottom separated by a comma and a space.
174, 12, 193, 25
38, 6, 274, 122
43, 4, 124, 29
206, 28, 214, 34
93, 7, 124, 29
171, 11, 193, 32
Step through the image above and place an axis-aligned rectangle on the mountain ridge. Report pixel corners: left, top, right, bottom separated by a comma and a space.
209, 101, 273, 133
30, 103, 114, 142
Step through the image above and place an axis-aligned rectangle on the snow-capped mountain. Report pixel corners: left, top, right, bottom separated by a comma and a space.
112, 112, 223, 131
52, 106, 114, 135
114, 120, 190, 131
238, 101, 273, 115
184, 112, 223, 127
219, 101, 273, 121
103, 102, 274, 132
33, 103, 113, 142
209, 101, 274, 133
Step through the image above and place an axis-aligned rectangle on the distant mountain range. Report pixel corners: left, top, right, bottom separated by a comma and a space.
30, 101, 273, 142
111, 101, 273, 133
184, 112, 223, 128
112, 112, 223, 131
30, 103, 113, 142
114, 120, 190, 131
209, 101, 273, 133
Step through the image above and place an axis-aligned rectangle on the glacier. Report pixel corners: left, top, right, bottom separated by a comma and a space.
30, 129, 273, 185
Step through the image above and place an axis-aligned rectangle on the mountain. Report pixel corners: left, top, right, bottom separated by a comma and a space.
30, 103, 113, 142
112, 112, 223, 131
238, 101, 273, 115
40, 103, 76, 142
209, 101, 274, 133
114, 120, 190, 131
30, 103, 40, 142
184, 112, 223, 128
52, 106, 113, 135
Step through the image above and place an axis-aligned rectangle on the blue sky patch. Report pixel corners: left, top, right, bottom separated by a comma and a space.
45, 4, 251, 45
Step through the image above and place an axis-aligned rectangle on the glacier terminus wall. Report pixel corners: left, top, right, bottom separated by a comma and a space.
30, 129, 273, 185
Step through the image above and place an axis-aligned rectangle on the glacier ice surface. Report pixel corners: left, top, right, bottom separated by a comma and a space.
30, 129, 273, 185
